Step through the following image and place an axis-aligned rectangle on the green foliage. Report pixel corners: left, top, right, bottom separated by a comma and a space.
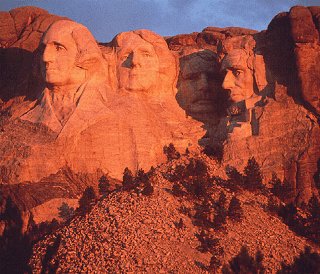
307, 195, 320, 220
163, 143, 180, 161
141, 180, 154, 196
314, 159, 320, 190
228, 196, 243, 222
225, 165, 244, 191
77, 186, 97, 215
270, 173, 294, 203
98, 175, 110, 197
222, 246, 265, 274
122, 167, 134, 191
196, 230, 223, 254
278, 246, 320, 274
168, 158, 211, 199
136, 168, 148, 185
243, 157, 264, 191
213, 207, 227, 230
209, 254, 222, 272
172, 183, 185, 197
58, 202, 75, 222
122, 168, 154, 195
267, 195, 280, 213
305, 195, 320, 243
217, 192, 227, 209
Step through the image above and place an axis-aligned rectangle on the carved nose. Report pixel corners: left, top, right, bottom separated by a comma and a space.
198, 74, 209, 93
131, 52, 141, 68
42, 45, 54, 63
222, 71, 235, 90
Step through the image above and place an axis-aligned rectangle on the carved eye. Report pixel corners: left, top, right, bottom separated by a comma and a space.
142, 52, 152, 57
54, 43, 65, 51
233, 70, 242, 77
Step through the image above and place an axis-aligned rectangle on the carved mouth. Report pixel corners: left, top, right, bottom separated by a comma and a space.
190, 100, 215, 113
195, 99, 214, 105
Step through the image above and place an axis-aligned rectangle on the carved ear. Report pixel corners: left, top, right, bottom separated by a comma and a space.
71, 27, 102, 70
253, 54, 268, 92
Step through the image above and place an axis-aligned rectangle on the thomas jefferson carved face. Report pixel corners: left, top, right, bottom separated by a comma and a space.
117, 33, 160, 92
40, 26, 79, 87
221, 49, 254, 102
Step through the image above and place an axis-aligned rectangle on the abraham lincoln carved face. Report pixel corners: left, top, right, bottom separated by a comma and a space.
221, 49, 255, 103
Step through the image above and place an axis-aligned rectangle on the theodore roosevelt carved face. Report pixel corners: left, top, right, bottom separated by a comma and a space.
177, 50, 219, 115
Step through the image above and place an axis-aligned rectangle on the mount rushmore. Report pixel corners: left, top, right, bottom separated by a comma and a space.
0, 6, 319, 224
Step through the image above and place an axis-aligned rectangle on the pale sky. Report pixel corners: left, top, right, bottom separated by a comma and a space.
1, 0, 319, 42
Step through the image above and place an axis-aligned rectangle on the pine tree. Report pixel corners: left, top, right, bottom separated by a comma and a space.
306, 195, 320, 243
209, 254, 222, 272
228, 196, 243, 222
98, 175, 110, 197
213, 207, 227, 230
136, 168, 148, 185
122, 167, 134, 191
225, 165, 244, 191
217, 192, 227, 209
270, 173, 294, 202
163, 143, 180, 161
243, 157, 263, 191
270, 173, 282, 197
172, 183, 184, 197
58, 202, 75, 222
278, 246, 320, 274
142, 181, 154, 196
78, 186, 96, 215
223, 246, 265, 274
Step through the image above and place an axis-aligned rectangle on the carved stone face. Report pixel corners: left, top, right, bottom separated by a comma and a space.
40, 28, 78, 87
178, 52, 218, 114
117, 33, 160, 92
221, 49, 254, 103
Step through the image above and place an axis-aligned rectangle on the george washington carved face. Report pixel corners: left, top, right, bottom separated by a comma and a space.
40, 29, 78, 87
39, 20, 102, 89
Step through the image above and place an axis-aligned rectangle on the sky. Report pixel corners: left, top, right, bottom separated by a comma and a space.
1, 0, 320, 42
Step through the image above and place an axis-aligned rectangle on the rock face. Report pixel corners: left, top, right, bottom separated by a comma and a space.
289, 6, 320, 115
0, 5, 319, 225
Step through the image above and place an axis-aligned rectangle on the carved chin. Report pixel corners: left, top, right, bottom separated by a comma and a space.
189, 100, 215, 114
123, 77, 155, 92
45, 75, 68, 86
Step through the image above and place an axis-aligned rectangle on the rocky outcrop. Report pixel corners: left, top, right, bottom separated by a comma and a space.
28, 156, 317, 273
266, 6, 320, 116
